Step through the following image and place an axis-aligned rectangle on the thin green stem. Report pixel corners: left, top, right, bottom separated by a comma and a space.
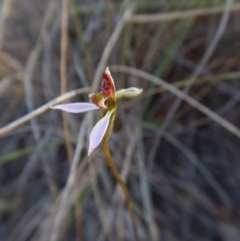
101, 109, 139, 241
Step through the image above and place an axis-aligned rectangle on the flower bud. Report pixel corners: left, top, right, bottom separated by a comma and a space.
115, 87, 143, 99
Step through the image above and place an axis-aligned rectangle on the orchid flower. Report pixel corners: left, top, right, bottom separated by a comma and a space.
51, 67, 142, 155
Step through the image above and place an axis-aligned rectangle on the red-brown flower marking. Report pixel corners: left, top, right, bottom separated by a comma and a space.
100, 67, 115, 98
89, 93, 108, 109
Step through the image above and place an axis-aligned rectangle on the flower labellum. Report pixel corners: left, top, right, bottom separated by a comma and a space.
89, 93, 108, 109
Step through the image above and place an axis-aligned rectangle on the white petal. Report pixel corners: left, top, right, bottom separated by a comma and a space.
51, 103, 99, 113
88, 111, 112, 155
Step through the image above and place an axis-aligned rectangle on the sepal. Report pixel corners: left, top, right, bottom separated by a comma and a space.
88, 111, 112, 155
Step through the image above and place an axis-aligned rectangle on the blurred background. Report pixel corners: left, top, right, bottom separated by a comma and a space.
0, 0, 240, 240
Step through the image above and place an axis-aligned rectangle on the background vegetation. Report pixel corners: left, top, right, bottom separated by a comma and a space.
0, 0, 240, 240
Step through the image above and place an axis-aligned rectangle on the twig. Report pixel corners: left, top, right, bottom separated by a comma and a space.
0, 87, 89, 137
135, 127, 159, 241
37, 154, 90, 241
110, 66, 240, 139
171, 90, 240, 135
23, 0, 59, 196
60, 0, 74, 162
121, 71, 240, 118
49, 118, 87, 241
130, 3, 240, 23
60, 5, 82, 239
0, 0, 13, 51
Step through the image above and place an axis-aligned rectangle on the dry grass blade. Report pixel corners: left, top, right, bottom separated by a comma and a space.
111, 66, 240, 139
22, 0, 60, 196
0, 0, 13, 51
0, 87, 89, 136
147, 0, 233, 170
89, 161, 115, 241
49, 118, 87, 241
163, 131, 232, 209
135, 127, 159, 241
130, 3, 240, 23
91, 6, 134, 91
60, 0, 74, 163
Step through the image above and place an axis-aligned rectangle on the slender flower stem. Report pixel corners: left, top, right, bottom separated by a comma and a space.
101, 109, 139, 241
